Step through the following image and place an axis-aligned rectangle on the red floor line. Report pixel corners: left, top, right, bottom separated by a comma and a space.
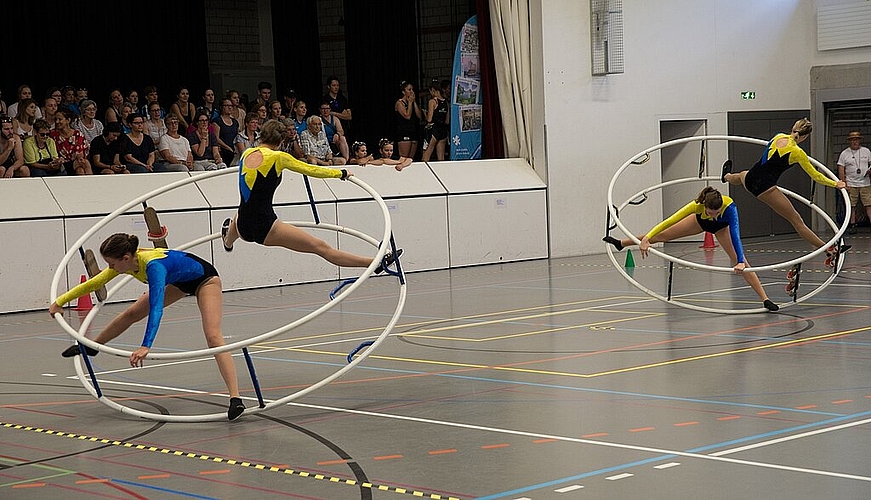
481, 443, 510, 449
831, 399, 853, 404
428, 449, 458, 455
795, 405, 817, 409
674, 421, 699, 427
316, 459, 348, 465
138, 474, 171, 479
199, 469, 231, 475
581, 432, 609, 438
11, 483, 46, 488
533, 438, 558, 443
630, 427, 655, 433
373, 454, 403, 460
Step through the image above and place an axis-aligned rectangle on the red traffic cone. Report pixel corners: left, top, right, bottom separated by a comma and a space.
73, 274, 93, 311
700, 232, 717, 250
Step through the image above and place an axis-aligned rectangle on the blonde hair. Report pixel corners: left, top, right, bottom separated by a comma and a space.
791, 118, 812, 137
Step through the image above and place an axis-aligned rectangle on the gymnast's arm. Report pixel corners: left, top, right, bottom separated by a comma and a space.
722, 204, 746, 265
645, 202, 696, 241
791, 148, 838, 188
275, 149, 346, 179
50, 268, 119, 315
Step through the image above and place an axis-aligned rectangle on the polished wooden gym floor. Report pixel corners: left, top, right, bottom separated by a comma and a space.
2, 234, 870, 499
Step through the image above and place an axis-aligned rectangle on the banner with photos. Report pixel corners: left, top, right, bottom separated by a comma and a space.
450, 15, 482, 160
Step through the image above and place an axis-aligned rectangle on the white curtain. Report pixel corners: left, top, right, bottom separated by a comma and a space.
489, 0, 532, 162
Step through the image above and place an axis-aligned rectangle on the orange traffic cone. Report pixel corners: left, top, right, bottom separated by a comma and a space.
700, 232, 717, 250
73, 274, 93, 311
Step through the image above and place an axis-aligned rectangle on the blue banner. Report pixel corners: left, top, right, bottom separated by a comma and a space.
449, 15, 482, 160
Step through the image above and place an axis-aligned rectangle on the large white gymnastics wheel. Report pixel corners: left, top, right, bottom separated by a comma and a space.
51, 169, 407, 422
606, 135, 851, 314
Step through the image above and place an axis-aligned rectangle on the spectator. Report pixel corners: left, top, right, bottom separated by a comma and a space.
395, 81, 423, 160
837, 131, 871, 234
322, 76, 352, 128
121, 113, 156, 173
139, 86, 165, 119
254, 81, 272, 110
126, 89, 140, 111
118, 102, 134, 134
105, 88, 124, 123
234, 112, 260, 162
75, 99, 104, 143
214, 98, 239, 167
187, 110, 227, 170
23, 119, 63, 176
317, 100, 349, 161
89, 121, 128, 174
290, 100, 307, 136
8, 85, 43, 120
51, 108, 93, 175
268, 99, 284, 121
170, 87, 196, 132
279, 117, 303, 159
227, 89, 247, 124
144, 102, 167, 146
41, 97, 59, 130
12, 98, 38, 140
299, 115, 345, 166
46, 87, 63, 105
0, 88, 6, 116
159, 115, 201, 172
281, 88, 297, 118
76, 87, 88, 104
375, 138, 413, 171
0, 115, 29, 177
59, 86, 80, 116
421, 80, 449, 162
251, 101, 268, 127
349, 141, 379, 166
197, 88, 219, 126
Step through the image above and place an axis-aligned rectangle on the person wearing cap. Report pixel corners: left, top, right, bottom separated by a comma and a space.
837, 131, 871, 234
282, 88, 297, 117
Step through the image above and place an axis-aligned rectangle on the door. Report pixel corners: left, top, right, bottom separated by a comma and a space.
727, 110, 812, 238
660, 120, 706, 240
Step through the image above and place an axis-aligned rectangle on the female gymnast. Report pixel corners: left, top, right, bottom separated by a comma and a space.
722, 118, 848, 267
50, 233, 246, 420
604, 186, 778, 311
220, 119, 400, 271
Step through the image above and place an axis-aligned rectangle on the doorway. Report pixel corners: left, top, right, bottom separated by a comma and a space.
659, 120, 707, 241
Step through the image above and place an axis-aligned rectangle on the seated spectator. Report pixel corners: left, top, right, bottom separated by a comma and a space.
318, 100, 349, 161
290, 100, 307, 136
158, 115, 201, 172
299, 116, 345, 166
251, 101, 268, 127
0, 115, 29, 177
349, 141, 380, 166
268, 99, 284, 121
75, 100, 104, 143
51, 108, 93, 175
41, 97, 59, 130
234, 112, 260, 163
76, 87, 88, 104
281, 88, 297, 118
46, 87, 63, 105
375, 138, 413, 171
0, 88, 6, 116
12, 98, 38, 140
170, 87, 196, 132
89, 121, 128, 174
105, 88, 124, 123
187, 111, 227, 170
23, 119, 64, 177
213, 98, 239, 166
120, 113, 156, 173
59, 85, 80, 116
8, 85, 43, 120
196, 88, 219, 128
279, 118, 303, 159
144, 102, 167, 146
139, 85, 165, 119
227, 89, 247, 125
118, 102, 134, 134
323, 76, 352, 124
126, 89, 140, 110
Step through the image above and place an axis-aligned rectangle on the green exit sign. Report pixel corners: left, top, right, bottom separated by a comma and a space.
741, 91, 756, 100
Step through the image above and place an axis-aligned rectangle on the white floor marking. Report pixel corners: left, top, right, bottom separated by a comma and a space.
654, 462, 681, 469
606, 473, 633, 480
555, 484, 584, 492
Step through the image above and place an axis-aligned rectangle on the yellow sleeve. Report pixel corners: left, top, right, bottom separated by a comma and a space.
274, 149, 343, 179
791, 148, 837, 188
55, 267, 118, 306
645, 201, 698, 239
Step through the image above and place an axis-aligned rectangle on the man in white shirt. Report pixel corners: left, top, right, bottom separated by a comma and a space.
837, 131, 871, 234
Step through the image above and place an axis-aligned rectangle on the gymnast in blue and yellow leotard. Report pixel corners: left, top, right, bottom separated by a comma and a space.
722, 118, 846, 264
604, 187, 778, 311
221, 119, 399, 272
50, 233, 246, 420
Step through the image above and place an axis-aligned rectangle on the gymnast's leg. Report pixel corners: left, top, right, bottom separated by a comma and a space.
714, 228, 777, 311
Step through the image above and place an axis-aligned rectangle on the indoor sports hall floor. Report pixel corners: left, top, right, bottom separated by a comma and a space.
2, 234, 870, 499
